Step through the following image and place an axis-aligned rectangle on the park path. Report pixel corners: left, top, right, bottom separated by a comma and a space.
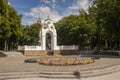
0, 52, 120, 80
7, 71, 120, 80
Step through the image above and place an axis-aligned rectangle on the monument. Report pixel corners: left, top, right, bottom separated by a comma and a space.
18, 17, 78, 56
39, 16, 58, 50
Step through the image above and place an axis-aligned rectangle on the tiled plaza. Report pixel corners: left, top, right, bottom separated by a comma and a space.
0, 52, 120, 80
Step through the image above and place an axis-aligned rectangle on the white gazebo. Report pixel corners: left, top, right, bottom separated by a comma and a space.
18, 17, 78, 56
39, 17, 58, 50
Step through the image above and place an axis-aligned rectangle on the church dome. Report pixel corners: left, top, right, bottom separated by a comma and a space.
37, 17, 41, 24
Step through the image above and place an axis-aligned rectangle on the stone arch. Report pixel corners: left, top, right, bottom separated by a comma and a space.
40, 18, 57, 50
46, 30, 54, 50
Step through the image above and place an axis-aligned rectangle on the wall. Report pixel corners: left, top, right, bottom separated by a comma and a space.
57, 45, 78, 50
18, 45, 79, 56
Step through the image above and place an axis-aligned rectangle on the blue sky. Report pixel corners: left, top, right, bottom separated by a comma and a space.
8, 0, 93, 25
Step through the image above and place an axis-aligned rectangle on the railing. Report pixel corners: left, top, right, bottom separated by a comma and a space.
24, 46, 41, 50
18, 45, 78, 51
17, 46, 24, 51
57, 45, 78, 50
17, 46, 42, 51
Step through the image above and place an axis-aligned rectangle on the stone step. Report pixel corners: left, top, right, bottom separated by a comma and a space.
0, 71, 75, 80
4, 52, 24, 57
0, 65, 120, 79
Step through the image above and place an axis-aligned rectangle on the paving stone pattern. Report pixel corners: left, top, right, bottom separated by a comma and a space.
0, 52, 120, 80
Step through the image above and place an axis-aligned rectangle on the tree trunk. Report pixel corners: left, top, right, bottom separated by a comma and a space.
116, 39, 119, 50
4, 40, 8, 51
107, 40, 112, 50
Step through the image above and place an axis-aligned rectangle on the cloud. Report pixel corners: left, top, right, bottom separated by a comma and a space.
52, 0, 56, 8
25, 6, 51, 17
43, 0, 57, 8
62, 0, 66, 3
43, 0, 50, 4
52, 0, 56, 3
22, 0, 92, 25
24, 6, 62, 25
68, 0, 92, 12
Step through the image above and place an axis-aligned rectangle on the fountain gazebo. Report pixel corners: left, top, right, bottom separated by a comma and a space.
18, 17, 78, 56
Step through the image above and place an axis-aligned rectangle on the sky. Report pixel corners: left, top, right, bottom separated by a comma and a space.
8, 0, 93, 25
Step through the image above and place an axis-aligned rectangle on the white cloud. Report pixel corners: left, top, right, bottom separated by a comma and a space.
43, 0, 50, 4
62, 0, 66, 3
52, 0, 56, 3
52, 0, 56, 8
22, 0, 92, 25
25, 6, 51, 17
22, 19, 34, 26
43, 0, 56, 8
24, 6, 62, 25
68, 0, 91, 12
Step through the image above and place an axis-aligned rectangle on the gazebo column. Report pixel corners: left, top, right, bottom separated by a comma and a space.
53, 35, 57, 50
41, 35, 46, 50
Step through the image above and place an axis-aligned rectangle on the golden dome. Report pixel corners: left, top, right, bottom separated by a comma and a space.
37, 17, 41, 24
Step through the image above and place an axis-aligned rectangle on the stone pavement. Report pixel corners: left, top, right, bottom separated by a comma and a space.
7, 71, 120, 80
0, 52, 120, 80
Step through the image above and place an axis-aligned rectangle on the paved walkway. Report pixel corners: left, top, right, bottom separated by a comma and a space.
0, 52, 120, 80
7, 71, 120, 80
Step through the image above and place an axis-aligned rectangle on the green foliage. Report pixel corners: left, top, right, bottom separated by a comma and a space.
0, 0, 119, 50
55, 11, 96, 48
55, 0, 120, 50
92, 0, 120, 49
0, 0, 23, 50
19, 23, 41, 45
55, 15, 81, 45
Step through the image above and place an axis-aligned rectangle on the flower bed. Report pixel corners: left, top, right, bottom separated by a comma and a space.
25, 58, 38, 63
37, 57, 94, 66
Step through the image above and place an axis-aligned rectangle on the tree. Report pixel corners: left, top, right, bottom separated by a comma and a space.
8, 6, 23, 50
88, 3, 106, 49
0, 0, 23, 51
0, 0, 11, 51
92, 0, 120, 50
55, 0, 120, 50
55, 10, 96, 49
29, 23, 41, 45
55, 15, 81, 45
19, 23, 41, 46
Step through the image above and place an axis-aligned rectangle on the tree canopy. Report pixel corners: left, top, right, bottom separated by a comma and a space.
0, 0, 23, 51
55, 0, 120, 50
0, 0, 119, 50
19, 23, 41, 46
